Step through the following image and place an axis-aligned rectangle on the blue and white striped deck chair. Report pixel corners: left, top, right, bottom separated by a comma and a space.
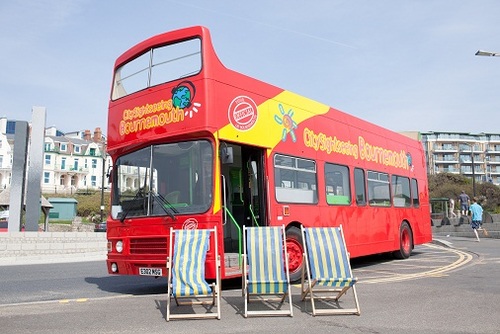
242, 225, 293, 318
166, 227, 221, 321
301, 225, 360, 316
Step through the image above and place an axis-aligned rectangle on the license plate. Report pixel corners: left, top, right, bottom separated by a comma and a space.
139, 267, 162, 276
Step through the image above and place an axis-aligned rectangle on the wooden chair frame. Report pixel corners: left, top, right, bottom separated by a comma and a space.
166, 226, 221, 321
242, 225, 294, 318
300, 225, 360, 316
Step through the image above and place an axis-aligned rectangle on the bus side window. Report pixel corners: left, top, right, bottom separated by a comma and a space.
367, 171, 391, 207
391, 175, 411, 207
354, 168, 366, 206
325, 163, 351, 205
411, 178, 420, 207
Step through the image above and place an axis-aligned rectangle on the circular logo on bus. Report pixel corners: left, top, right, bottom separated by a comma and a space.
182, 218, 198, 230
228, 96, 258, 131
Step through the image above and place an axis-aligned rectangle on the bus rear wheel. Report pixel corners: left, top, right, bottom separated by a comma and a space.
393, 221, 413, 259
285, 226, 303, 283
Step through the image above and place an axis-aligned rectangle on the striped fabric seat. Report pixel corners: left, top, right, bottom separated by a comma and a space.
166, 227, 221, 321
171, 229, 212, 297
304, 227, 357, 288
243, 225, 293, 317
301, 225, 360, 316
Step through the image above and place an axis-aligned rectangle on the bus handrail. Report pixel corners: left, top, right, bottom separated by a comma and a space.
223, 206, 242, 267
249, 204, 259, 227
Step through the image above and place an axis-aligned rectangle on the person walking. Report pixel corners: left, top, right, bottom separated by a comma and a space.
458, 190, 470, 216
449, 198, 457, 218
469, 197, 483, 242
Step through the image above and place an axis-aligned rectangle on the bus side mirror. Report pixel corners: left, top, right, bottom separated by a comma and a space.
221, 147, 233, 164
106, 167, 113, 182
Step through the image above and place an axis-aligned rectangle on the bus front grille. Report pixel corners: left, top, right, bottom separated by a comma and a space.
130, 237, 168, 254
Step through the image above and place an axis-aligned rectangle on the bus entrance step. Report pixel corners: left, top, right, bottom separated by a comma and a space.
224, 253, 241, 268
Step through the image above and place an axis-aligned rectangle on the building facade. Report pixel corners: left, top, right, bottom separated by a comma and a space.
420, 131, 500, 186
0, 118, 110, 194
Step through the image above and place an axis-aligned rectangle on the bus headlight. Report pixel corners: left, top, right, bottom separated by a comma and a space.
115, 240, 123, 253
111, 262, 118, 273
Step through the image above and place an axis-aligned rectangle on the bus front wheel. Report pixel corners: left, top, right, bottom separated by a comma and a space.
393, 221, 413, 259
285, 226, 303, 282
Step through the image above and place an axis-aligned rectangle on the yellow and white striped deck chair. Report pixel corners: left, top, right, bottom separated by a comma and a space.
301, 225, 360, 316
166, 227, 221, 321
242, 225, 293, 317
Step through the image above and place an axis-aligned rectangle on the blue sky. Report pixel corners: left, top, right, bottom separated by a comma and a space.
1, 1, 500, 134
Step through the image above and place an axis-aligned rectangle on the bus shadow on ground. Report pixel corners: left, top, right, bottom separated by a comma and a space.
85, 275, 168, 295
85, 275, 243, 295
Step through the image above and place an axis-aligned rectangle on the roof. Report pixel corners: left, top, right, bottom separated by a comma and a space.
0, 189, 53, 208
47, 198, 78, 204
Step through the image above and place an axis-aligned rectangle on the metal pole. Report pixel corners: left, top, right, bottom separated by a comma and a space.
471, 148, 476, 197
100, 153, 105, 222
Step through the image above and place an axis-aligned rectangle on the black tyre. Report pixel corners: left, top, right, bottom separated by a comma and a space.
393, 222, 413, 259
285, 226, 304, 283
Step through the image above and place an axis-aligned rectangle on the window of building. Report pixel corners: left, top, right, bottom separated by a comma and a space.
60, 143, 67, 152
44, 172, 50, 184
325, 163, 350, 205
90, 148, 96, 156
367, 171, 391, 207
354, 168, 366, 206
91, 175, 97, 187
391, 175, 411, 207
92, 159, 97, 169
274, 154, 317, 204
61, 157, 66, 170
74, 146, 80, 153
45, 154, 51, 165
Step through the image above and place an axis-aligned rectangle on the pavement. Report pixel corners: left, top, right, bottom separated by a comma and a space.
0, 251, 106, 266
432, 234, 499, 255
1, 234, 497, 267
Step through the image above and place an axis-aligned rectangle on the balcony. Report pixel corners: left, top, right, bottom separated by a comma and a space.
53, 165, 89, 174
433, 145, 457, 152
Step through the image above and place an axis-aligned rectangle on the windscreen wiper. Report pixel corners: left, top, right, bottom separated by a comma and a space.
153, 192, 178, 220
119, 188, 146, 223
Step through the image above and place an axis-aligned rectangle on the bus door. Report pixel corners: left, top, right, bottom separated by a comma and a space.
220, 142, 267, 255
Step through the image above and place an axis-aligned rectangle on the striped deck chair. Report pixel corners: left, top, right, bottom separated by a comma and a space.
242, 225, 293, 318
301, 225, 360, 316
166, 227, 221, 321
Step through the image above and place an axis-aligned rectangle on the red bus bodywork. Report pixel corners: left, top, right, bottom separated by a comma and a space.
106, 26, 432, 281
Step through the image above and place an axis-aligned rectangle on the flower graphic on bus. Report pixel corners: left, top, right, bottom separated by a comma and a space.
274, 103, 298, 142
171, 80, 201, 118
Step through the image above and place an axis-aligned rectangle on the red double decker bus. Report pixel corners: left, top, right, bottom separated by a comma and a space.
106, 26, 432, 281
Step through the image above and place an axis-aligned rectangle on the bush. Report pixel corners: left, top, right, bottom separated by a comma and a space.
428, 172, 500, 213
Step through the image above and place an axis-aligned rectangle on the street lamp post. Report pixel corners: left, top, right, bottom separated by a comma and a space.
100, 140, 107, 223
475, 50, 500, 57
100, 154, 105, 222
471, 149, 476, 197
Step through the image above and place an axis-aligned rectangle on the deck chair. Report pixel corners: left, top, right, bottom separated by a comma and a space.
301, 225, 360, 316
242, 225, 293, 317
166, 227, 221, 321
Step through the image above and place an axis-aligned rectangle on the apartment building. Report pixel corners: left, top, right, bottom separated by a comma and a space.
0, 118, 110, 194
420, 131, 500, 186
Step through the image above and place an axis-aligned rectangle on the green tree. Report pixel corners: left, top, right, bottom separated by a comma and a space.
428, 173, 471, 199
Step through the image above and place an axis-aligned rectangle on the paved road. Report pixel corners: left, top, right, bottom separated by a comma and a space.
1, 237, 499, 333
